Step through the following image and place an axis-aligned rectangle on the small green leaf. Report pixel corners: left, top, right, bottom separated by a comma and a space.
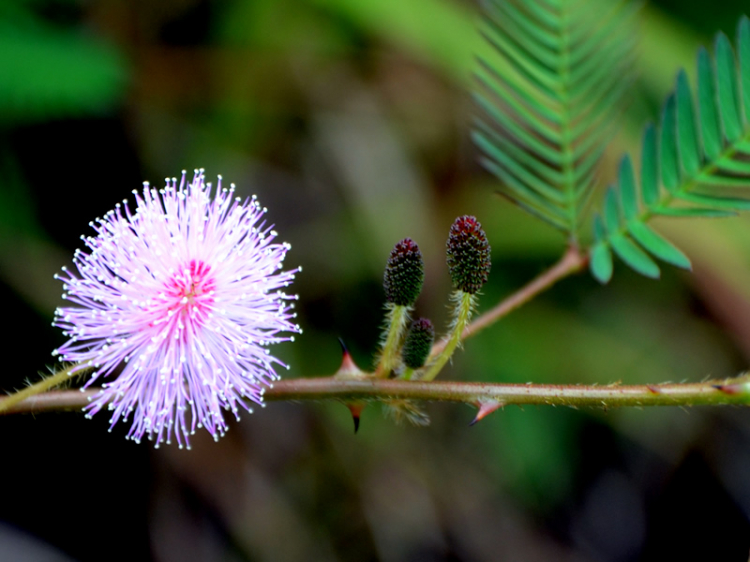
659, 94, 680, 192
610, 234, 661, 278
715, 155, 750, 174
474, 94, 562, 164
652, 206, 736, 218
618, 155, 638, 219
475, 66, 560, 137
473, 126, 564, 199
480, 27, 559, 98
603, 187, 621, 233
627, 222, 691, 269
715, 33, 742, 141
641, 124, 659, 205
697, 47, 723, 159
479, 158, 567, 219
674, 191, 750, 210
481, 159, 569, 230
590, 243, 613, 284
695, 172, 750, 186
590, 214, 613, 283
675, 71, 701, 175
593, 212, 606, 242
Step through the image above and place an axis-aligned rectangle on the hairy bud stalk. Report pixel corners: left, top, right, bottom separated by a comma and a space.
377, 239, 424, 377
422, 216, 490, 381
421, 291, 476, 381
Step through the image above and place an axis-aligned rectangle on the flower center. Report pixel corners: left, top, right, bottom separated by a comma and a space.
165, 259, 216, 319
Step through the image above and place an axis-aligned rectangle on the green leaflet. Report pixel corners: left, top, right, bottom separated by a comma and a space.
675, 71, 700, 176
473, 0, 636, 239
590, 215, 613, 283
697, 47, 722, 161
618, 156, 638, 219
659, 95, 680, 192
715, 33, 742, 141
588, 15, 750, 283
609, 234, 660, 279
640, 125, 659, 205
739, 17, 750, 119
627, 223, 691, 270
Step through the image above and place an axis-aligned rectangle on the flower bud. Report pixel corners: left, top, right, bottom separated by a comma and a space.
402, 318, 435, 370
383, 238, 424, 306
446, 216, 491, 293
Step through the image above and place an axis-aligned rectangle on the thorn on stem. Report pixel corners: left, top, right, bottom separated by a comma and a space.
469, 400, 503, 426
713, 384, 744, 395
646, 385, 661, 394
338, 337, 348, 355
335, 338, 364, 378
346, 402, 365, 433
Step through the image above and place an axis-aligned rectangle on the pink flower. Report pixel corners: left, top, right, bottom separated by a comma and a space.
53, 170, 301, 448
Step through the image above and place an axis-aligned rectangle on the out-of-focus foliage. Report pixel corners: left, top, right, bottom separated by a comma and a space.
0, 0, 126, 123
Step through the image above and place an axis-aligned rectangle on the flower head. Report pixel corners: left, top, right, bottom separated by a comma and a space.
53, 170, 301, 448
383, 238, 424, 307
446, 216, 491, 294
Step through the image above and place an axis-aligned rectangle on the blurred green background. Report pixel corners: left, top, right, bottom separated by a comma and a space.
3, 0, 750, 560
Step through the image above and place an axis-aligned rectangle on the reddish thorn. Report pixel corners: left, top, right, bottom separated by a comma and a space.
646, 385, 661, 394
337, 338, 360, 376
347, 402, 365, 433
338, 337, 348, 355
713, 384, 744, 395
469, 400, 503, 426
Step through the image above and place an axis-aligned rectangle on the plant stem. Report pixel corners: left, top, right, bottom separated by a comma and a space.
375, 304, 410, 377
422, 291, 475, 381
0, 364, 88, 414
430, 245, 586, 357
0, 247, 591, 416
4, 376, 750, 415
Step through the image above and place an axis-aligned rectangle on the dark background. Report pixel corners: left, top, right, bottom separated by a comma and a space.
2, 0, 750, 560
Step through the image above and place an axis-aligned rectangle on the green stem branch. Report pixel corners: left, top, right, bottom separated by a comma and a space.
430, 245, 587, 357
0, 247, 590, 416
3, 376, 750, 415
0, 364, 88, 414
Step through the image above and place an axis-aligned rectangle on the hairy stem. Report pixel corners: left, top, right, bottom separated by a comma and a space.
0, 364, 88, 414
0, 247, 589, 417
375, 304, 410, 377
4, 376, 750, 415
422, 291, 475, 381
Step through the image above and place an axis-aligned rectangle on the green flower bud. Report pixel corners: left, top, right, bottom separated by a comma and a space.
446, 216, 491, 294
402, 318, 435, 370
383, 238, 424, 306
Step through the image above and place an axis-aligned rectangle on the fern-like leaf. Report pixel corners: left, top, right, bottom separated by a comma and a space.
473, 0, 638, 240
590, 16, 750, 283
